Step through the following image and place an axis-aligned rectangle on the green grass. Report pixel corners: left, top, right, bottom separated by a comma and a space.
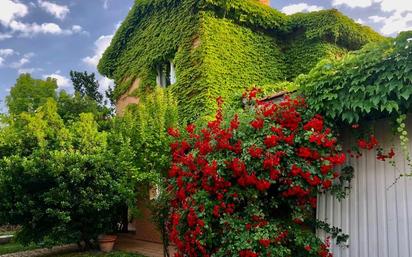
0, 241, 39, 255
0, 231, 15, 236
51, 251, 146, 257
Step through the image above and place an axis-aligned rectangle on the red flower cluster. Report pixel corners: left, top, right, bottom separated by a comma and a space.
167, 94, 344, 257
377, 148, 395, 161
357, 135, 378, 150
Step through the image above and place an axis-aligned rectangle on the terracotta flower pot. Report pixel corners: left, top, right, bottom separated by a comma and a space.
98, 234, 117, 252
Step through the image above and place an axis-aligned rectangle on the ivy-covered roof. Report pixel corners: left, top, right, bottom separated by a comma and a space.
98, 0, 382, 80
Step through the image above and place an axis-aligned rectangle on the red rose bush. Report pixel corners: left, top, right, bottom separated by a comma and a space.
167, 91, 345, 257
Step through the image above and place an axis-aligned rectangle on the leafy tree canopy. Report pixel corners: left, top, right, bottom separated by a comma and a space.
69, 71, 104, 105
6, 74, 57, 115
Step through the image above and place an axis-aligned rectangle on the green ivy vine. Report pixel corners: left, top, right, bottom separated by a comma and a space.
98, 0, 383, 120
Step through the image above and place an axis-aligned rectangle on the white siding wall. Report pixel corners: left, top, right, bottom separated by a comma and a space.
317, 119, 412, 257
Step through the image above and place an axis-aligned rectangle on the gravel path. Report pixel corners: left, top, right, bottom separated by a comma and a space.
0, 244, 78, 257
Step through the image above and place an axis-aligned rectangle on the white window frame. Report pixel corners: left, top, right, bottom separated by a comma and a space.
156, 60, 176, 87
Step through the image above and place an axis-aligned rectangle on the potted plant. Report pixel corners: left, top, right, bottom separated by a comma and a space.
98, 234, 118, 253
97, 204, 127, 253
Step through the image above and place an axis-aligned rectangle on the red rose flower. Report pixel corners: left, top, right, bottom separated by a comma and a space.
256, 179, 271, 191
259, 239, 271, 248
167, 127, 180, 138
249, 145, 263, 158
297, 147, 312, 159
264, 135, 278, 148
250, 118, 264, 130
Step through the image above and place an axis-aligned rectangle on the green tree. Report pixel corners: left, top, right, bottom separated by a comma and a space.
6, 74, 57, 115
0, 100, 135, 248
56, 91, 111, 123
69, 71, 103, 104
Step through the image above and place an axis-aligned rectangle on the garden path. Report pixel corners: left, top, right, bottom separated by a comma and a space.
114, 234, 175, 257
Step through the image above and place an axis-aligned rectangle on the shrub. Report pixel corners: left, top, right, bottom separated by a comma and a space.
0, 100, 135, 247
166, 90, 346, 256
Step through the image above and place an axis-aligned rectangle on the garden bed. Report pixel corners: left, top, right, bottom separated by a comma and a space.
0, 241, 39, 255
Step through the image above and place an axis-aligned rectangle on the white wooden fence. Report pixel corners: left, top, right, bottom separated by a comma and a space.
317, 119, 412, 257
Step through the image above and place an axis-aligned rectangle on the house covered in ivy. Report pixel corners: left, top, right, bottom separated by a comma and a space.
98, 0, 412, 256
98, 0, 382, 119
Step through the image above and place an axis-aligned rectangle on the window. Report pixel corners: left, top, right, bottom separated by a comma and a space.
149, 184, 160, 200
156, 60, 176, 87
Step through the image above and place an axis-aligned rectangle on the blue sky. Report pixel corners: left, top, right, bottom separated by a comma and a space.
0, 0, 411, 111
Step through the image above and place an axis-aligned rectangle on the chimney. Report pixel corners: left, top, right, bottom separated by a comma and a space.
258, 0, 270, 6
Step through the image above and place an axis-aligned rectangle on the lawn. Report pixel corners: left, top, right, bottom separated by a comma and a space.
51, 252, 145, 257
0, 231, 15, 236
0, 241, 39, 255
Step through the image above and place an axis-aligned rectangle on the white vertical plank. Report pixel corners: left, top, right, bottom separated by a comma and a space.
316, 117, 412, 257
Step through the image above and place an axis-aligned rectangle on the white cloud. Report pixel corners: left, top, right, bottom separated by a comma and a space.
333, 0, 412, 35
18, 67, 42, 74
0, 0, 82, 38
0, 33, 13, 40
379, 12, 412, 35
281, 3, 324, 15
9, 52, 34, 69
0, 0, 28, 25
10, 21, 62, 35
379, 0, 412, 13
10, 57, 30, 68
0, 48, 17, 67
37, 0, 69, 20
71, 25, 82, 33
0, 48, 15, 57
43, 73, 70, 88
332, 0, 412, 13
332, 0, 377, 8
83, 35, 113, 68
98, 76, 114, 92
369, 15, 386, 23
356, 18, 365, 24
10, 57, 29, 69
8, 21, 82, 36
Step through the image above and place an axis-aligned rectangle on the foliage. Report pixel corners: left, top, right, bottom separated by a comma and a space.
171, 11, 286, 121
5, 74, 111, 122
150, 182, 172, 257
286, 9, 383, 51
112, 87, 179, 181
298, 31, 412, 125
283, 38, 348, 81
98, 0, 383, 120
6, 74, 57, 115
56, 91, 111, 123
98, 0, 199, 98
166, 93, 348, 257
111, 87, 179, 255
70, 71, 104, 105
0, 100, 135, 247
